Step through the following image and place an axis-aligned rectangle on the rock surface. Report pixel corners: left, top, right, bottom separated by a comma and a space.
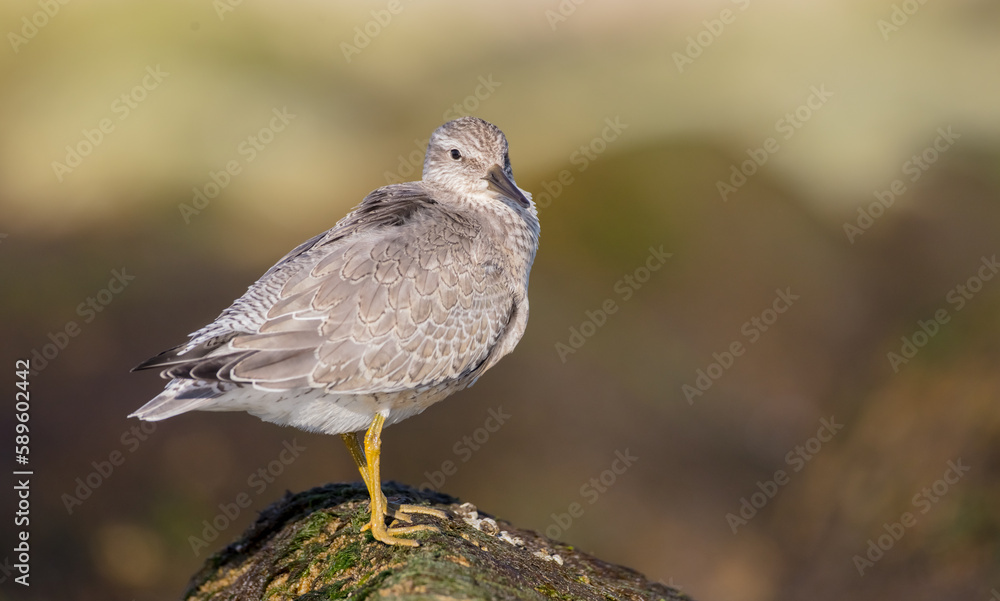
184, 482, 689, 601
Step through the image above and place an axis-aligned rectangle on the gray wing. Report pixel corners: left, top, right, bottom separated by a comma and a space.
137, 185, 518, 394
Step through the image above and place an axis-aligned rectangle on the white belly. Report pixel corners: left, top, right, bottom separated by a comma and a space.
201, 381, 465, 435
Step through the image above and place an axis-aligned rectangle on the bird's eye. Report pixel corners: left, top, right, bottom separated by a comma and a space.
450, 149, 462, 160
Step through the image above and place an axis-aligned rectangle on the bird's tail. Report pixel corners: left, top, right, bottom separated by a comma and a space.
129, 379, 225, 421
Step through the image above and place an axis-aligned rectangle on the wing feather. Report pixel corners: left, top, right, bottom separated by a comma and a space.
136, 184, 517, 395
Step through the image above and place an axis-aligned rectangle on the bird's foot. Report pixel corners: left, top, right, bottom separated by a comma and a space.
360, 497, 448, 546
390, 503, 449, 522
352, 414, 449, 546
369, 521, 438, 547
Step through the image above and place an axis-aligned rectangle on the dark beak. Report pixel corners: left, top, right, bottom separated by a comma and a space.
483, 164, 530, 208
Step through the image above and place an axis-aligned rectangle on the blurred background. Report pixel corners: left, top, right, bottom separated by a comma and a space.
1, 1, 999, 600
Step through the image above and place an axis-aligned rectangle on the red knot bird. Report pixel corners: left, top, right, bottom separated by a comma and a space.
131, 117, 539, 546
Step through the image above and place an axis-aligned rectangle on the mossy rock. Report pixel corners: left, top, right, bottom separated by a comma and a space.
185, 482, 689, 601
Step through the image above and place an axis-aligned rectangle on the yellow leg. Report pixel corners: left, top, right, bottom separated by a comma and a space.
341, 431, 401, 526
354, 413, 447, 546
340, 432, 371, 489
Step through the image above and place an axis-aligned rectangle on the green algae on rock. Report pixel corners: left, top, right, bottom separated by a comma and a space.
184, 482, 689, 601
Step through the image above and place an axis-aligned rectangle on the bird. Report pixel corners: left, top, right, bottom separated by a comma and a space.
130, 116, 539, 546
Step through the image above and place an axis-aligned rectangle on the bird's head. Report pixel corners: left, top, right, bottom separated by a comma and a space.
423, 116, 531, 211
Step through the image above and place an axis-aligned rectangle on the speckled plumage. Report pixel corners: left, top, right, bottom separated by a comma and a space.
131, 117, 539, 436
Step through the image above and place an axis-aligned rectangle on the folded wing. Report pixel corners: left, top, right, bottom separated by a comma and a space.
135, 185, 516, 395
